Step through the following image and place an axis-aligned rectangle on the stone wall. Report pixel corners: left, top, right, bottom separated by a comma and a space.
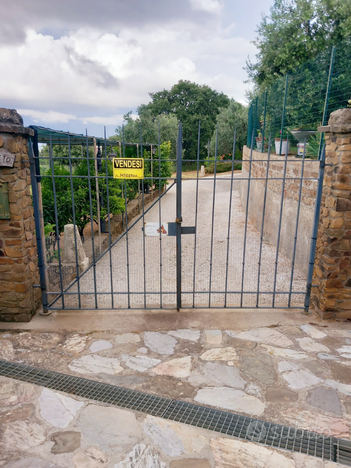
0, 109, 41, 321
240, 146, 319, 276
311, 108, 351, 319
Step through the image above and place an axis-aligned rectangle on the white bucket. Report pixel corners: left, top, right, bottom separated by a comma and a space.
275, 140, 290, 155
297, 142, 306, 156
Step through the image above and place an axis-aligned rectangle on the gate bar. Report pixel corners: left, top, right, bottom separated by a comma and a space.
85, 130, 98, 309
288, 140, 306, 307
48, 134, 64, 309
209, 126, 219, 307
67, 133, 82, 309
103, 127, 114, 308
256, 135, 272, 307
124, 180, 131, 309
224, 127, 237, 308
176, 123, 183, 310
304, 146, 326, 313
28, 140, 48, 314
158, 122, 163, 308
140, 124, 147, 309
272, 137, 289, 307
240, 131, 254, 307
192, 121, 201, 308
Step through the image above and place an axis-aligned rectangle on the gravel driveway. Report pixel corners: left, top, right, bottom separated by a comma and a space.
64, 176, 306, 309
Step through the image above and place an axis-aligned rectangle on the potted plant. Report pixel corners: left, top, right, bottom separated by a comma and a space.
274, 131, 290, 155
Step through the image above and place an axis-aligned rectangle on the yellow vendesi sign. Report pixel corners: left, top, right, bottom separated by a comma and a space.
113, 158, 144, 179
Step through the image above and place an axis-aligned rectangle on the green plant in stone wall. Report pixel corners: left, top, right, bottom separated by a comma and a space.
41, 158, 125, 236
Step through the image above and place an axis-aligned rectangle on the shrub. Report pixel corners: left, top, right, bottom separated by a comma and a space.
205, 161, 242, 174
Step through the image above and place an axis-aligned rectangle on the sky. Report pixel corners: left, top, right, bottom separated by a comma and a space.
1, 0, 274, 138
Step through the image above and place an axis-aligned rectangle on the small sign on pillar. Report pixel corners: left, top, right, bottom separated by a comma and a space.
0, 149, 15, 168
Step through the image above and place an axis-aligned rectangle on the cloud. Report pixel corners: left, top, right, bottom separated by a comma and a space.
190, 0, 223, 14
18, 109, 77, 124
1, 26, 254, 113
1, 0, 218, 45
2, 0, 258, 135
79, 115, 125, 125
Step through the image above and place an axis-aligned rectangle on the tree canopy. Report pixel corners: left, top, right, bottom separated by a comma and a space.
209, 99, 248, 157
141, 80, 230, 160
114, 109, 178, 159
246, 0, 351, 89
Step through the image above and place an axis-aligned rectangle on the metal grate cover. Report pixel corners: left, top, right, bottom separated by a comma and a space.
0, 359, 350, 465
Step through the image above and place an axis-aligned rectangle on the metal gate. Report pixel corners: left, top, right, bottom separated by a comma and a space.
29, 123, 325, 313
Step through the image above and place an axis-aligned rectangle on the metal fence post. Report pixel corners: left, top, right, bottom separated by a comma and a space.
304, 145, 326, 313
247, 104, 253, 148
279, 74, 289, 155
176, 123, 183, 310
319, 46, 336, 159
254, 97, 258, 146
28, 139, 49, 314
261, 91, 268, 153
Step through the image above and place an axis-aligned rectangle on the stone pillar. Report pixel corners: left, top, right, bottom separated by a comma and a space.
311, 108, 351, 319
0, 109, 41, 321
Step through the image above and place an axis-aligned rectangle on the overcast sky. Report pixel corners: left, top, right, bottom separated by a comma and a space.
1, 0, 274, 137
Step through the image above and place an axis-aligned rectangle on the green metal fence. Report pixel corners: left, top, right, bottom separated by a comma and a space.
247, 37, 351, 157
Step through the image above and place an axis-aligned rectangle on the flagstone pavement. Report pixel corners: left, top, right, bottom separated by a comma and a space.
1, 321, 351, 467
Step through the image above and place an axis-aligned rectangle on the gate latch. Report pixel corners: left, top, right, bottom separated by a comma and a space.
168, 223, 196, 236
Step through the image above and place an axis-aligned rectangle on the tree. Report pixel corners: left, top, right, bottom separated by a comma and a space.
246, 0, 351, 89
143, 80, 230, 160
114, 109, 178, 159
209, 99, 248, 157
41, 151, 125, 236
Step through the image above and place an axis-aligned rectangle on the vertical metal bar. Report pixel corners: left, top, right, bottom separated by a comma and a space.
67, 133, 81, 309
158, 121, 162, 308
119, 141, 124, 230
224, 127, 237, 307
192, 121, 201, 308
48, 134, 64, 308
208, 140, 210, 162
93, 138, 102, 256
319, 46, 336, 159
247, 104, 253, 148
85, 131, 98, 309
28, 139, 48, 313
261, 92, 268, 153
279, 74, 289, 156
209, 126, 219, 307
140, 124, 146, 309
122, 127, 126, 233
32, 130, 49, 299
254, 98, 258, 139
151, 144, 153, 199
256, 135, 272, 307
176, 123, 183, 310
137, 142, 141, 213
304, 145, 326, 313
104, 127, 114, 308
288, 140, 306, 307
240, 131, 255, 307
124, 180, 131, 308
272, 137, 289, 307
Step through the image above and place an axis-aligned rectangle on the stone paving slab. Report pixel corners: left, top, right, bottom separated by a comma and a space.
1, 321, 351, 466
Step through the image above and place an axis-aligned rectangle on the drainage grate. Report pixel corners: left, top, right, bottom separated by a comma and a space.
0, 359, 350, 465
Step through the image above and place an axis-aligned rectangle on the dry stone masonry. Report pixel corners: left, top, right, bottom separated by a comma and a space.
311, 108, 351, 319
0, 108, 41, 321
